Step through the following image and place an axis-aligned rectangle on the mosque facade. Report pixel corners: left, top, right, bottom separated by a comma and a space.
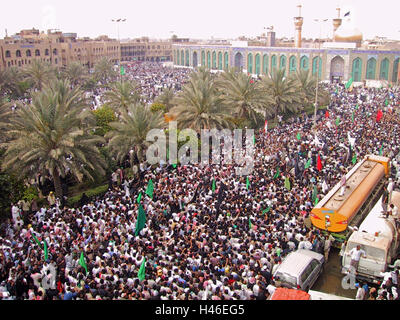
171, 6, 400, 84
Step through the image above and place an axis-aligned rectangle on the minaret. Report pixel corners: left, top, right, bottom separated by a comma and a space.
293, 4, 303, 48
332, 7, 342, 39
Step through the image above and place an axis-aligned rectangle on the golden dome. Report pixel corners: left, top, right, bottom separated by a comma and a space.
334, 25, 363, 42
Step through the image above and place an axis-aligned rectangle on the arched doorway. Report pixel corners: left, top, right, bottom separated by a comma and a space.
247, 53, 253, 74
280, 55, 287, 75
351, 57, 362, 82
224, 52, 229, 70
330, 56, 345, 82
234, 52, 244, 71
218, 52, 223, 70
271, 55, 277, 75
366, 57, 377, 80
379, 58, 389, 80
300, 56, 309, 71
255, 54, 260, 75
392, 58, 399, 83
192, 51, 198, 68
289, 55, 297, 74
263, 54, 268, 75
185, 50, 189, 66
312, 56, 322, 79
212, 51, 217, 69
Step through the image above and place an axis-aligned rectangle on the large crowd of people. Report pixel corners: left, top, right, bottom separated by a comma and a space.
88, 62, 192, 108
124, 62, 192, 105
1, 64, 400, 300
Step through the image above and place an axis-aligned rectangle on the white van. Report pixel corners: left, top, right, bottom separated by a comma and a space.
272, 249, 325, 292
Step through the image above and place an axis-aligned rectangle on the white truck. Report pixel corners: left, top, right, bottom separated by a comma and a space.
341, 191, 400, 284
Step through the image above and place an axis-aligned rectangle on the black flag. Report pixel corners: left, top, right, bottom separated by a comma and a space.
190, 182, 202, 204
216, 182, 227, 213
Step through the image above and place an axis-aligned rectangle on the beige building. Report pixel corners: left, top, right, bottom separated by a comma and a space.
120, 37, 172, 63
0, 28, 120, 71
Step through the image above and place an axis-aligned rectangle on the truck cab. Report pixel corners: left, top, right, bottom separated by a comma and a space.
341, 193, 400, 284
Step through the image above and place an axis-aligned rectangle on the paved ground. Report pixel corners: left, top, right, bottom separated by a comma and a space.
311, 248, 358, 299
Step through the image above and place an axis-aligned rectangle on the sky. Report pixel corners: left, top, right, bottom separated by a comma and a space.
0, 0, 399, 41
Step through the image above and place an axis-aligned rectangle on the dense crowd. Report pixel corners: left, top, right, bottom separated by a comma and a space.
124, 62, 191, 104
88, 62, 192, 108
1, 77, 400, 300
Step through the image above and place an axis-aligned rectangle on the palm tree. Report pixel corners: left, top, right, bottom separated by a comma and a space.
154, 87, 176, 112
1, 79, 106, 199
170, 67, 231, 131
93, 57, 117, 86
62, 62, 88, 87
0, 67, 30, 99
23, 60, 56, 91
216, 68, 268, 124
0, 98, 12, 143
102, 80, 142, 113
260, 68, 303, 121
294, 69, 331, 110
106, 103, 165, 164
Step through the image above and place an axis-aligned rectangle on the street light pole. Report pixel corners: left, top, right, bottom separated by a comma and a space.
112, 18, 126, 83
313, 18, 328, 128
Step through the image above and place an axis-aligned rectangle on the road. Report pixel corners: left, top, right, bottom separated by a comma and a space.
311, 248, 358, 299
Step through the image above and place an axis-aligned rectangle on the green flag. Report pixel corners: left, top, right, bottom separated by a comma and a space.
296, 132, 301, 140
379, 145, 384, 156
355, 104, 359, 110
246, 177, 250, 190
79, 251, 88, 274
352, 153, 357, 165
351, 111, 354, 123
145, 179, 154, 199
120, 66, 125, 75
284, 177, 291, 191
385, 98, 389, 106
262, 206, 271, 215
273, 168, 280, 179
311, 185, 317, 205
212, 179, 216, 193
253, 135, 256, 145
43, 240, 48, 261
249, 217, 253, 231
345, 77, 353, 90
172, 163, 177, 169
335, 117, 340, 126
135, 204, 146, 236
138, 257, 146, 281
136, 192, 142, 204
32, 234, 42, 248
305, 159, 312, 169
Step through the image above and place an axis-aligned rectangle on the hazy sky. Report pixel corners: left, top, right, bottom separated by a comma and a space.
1, 0, 398, 41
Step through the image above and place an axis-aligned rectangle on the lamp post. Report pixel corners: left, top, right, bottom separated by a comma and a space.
313, 18, 328, 128
112, 18, 126, 82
